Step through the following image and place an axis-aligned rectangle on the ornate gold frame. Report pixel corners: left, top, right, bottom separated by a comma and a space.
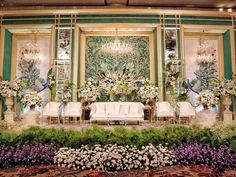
77, 23, 157, 86
181, 25, 235, 80
183, 33, 224, 79
11, 34, 52, 80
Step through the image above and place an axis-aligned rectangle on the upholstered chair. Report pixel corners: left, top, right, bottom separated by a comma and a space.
63, 102, 82, 124
42, 102, 61, 124
155, 102, 175, 124
176, 101, 196, 124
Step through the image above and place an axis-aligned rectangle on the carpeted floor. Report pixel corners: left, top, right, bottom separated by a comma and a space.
0, 165, 236, 177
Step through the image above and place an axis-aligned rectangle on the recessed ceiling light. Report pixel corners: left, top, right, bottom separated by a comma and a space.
219, 8, 224, 12
227, 8, 232, 12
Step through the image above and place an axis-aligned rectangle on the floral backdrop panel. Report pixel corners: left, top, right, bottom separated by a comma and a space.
85, 36, 150, 80
184, 39, 218, 81
16, 38, 51, 113
184, 38, 219, 112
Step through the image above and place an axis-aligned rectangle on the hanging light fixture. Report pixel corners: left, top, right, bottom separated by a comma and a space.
101, 28, 133, 55
19, 29, 40, 61
196, 30, 216, 64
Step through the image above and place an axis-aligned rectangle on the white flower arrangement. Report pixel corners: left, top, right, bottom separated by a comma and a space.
54, 144, 176, 171
21, 91, 42, 108
62, 89, 72, 104
213, 79, 236, 97
78, 78, 101, 102
0, 80, 19, 97
138, 79, 159, 104
196, 90, 219, 108
196, 43, 216, 64
47, 68, 56, 90
98, 69, 138, 98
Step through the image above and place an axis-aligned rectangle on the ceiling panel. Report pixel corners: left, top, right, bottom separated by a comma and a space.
128, 0, 236, 8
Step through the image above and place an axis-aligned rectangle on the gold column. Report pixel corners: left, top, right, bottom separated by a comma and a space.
73, 22, 79, 101
157, 21, 163, 101
0, 18, 3, 118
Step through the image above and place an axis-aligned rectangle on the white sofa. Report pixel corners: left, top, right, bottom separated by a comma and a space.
90, 102, 144, 125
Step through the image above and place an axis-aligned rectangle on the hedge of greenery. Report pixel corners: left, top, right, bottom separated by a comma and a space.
0, 124, 236, 151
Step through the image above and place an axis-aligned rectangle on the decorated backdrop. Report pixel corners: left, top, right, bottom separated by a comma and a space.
85, 36, 150, 79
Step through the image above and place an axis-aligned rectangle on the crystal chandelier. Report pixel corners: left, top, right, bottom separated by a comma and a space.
19, 30, 40, 61
101, 28, 133, 55
196, 37, 216, 64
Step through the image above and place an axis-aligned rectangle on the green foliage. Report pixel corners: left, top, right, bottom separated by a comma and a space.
0, 125, 235, 151
193, 62, 218, 90
0, 120, 8, 131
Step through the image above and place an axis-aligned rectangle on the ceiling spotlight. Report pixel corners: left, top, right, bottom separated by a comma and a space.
227, 8, 232, 12
219, 8, 224, 12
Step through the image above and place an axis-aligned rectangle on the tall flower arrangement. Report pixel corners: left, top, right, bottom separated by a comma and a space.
47, 68, 56, 100
61, 82, 73, 105
78, 78, 101, 102
137, 79, 159, 104
165, 55, 180, 92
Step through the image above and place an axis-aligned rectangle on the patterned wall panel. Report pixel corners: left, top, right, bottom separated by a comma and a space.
85, 36, 150, 79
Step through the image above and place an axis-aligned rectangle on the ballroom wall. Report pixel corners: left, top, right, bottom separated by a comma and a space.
0, 11, 235, 114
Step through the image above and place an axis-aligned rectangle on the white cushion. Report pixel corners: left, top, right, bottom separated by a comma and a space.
119, 104, 129, 114
43, 102, 60, 117
129, 104, 140, 114
95, 104, 106, 114
177, 102, 195, 117
106, 103, 115, 114
156, 102, 175, 117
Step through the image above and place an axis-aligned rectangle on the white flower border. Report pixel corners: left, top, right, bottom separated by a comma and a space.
54, 144, 176, 171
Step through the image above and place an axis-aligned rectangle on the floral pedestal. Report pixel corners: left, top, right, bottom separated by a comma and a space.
23, 106, 40, 127
195, 108, 217, 127
222, 95, 233, 124
4, 97, 15, 124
